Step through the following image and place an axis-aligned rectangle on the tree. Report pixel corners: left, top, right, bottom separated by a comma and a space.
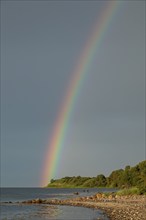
50, 179, 55, 184
108, 169, 124, 187
96, 174, 107, 187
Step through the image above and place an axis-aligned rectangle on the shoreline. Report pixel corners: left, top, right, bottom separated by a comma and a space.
2, 193, 146, 220
40, 194, 146, 220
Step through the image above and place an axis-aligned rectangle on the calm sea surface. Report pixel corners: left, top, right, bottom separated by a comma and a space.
0, 188, 115, 220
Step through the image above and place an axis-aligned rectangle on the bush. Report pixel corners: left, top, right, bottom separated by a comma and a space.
138, 186, 146, 195
116, 187, 140, 196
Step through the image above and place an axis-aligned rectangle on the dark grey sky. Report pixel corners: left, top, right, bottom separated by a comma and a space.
1, 0, 145, 187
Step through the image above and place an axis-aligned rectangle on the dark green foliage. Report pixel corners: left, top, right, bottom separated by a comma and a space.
107, 161, 146, 192
107, 169, 124, 187
82, 178, 97, 187
50, 179, 55, 183
47, 160, 146, 194
96, 174, 107, 187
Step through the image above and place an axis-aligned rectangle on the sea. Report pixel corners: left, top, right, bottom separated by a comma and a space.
0, 188, 115, 220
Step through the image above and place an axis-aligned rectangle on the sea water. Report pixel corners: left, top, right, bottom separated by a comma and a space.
0, 188, 113, 220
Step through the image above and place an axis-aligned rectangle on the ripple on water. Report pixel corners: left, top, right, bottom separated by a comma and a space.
1, 203, 109, 220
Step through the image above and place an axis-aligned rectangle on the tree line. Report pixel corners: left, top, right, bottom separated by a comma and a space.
48, 160, 146, 194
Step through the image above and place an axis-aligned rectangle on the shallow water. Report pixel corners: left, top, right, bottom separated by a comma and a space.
1, 203, 109, 220
0, 188, 113, 219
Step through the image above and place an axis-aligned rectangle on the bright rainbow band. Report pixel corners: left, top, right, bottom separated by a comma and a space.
41, 1, 120, 187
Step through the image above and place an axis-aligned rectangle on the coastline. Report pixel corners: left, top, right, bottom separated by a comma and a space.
3, 193, 145, 220
42, 194, 146, 220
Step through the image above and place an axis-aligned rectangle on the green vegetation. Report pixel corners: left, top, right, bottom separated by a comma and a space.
116, 187, 140, 195
47, 160, 146, 194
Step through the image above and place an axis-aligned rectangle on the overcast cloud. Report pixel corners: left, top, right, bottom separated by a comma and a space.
1, 0, 145, 186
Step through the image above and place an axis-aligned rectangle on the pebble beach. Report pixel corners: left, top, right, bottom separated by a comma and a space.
4, 193, 145, 220
42, 193, 146, 220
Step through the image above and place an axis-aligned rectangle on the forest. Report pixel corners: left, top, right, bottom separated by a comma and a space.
47, 160, 146, 194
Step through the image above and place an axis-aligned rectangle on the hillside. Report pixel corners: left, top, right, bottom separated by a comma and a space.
47, 160, 146, 194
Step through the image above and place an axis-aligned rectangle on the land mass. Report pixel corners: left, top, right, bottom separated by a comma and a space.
47, 160, 146, 195
2, 160, 146, 220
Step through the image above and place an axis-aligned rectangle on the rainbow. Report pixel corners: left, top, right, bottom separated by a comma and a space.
41, 1, 120, 186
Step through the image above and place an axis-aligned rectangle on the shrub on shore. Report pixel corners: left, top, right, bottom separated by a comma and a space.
116, 187, 140, 196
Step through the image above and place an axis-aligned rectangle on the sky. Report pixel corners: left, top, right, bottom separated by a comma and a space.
1, 0, 145, 187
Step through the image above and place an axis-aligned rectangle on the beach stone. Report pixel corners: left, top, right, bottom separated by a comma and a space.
108, 194, 115, 200
115, 195, 120, 199
27, 200, 32, 204
22, 201, 27, 203
31, 198, 42, 204
95, 193, 103, 199
74, 192, 79, 195
36, 198, 42, 203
